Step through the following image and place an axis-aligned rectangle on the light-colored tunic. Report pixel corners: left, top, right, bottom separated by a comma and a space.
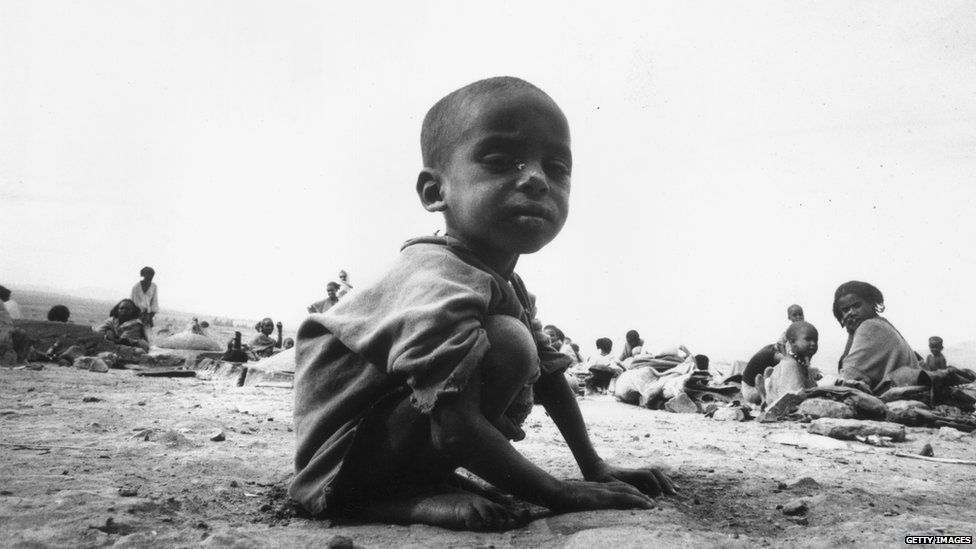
131, 282, 159, 314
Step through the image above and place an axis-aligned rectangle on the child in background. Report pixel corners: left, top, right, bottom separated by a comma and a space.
131, 267, 159, 328
290, 77, 675, 531
308, 282, 341, 314
760, 320, 819, 406
586, 337, 624, 394
923, 336, 947, 371
776, 304, 804, 350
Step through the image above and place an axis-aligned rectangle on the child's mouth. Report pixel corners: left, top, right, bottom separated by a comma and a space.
509, 205, 553, 222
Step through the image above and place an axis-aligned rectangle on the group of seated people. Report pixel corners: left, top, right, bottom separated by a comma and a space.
542, 279, 966, 409
742, 280, 966, 409
544, 326, 649, 396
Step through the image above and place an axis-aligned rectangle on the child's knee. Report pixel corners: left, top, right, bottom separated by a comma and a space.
483, 315, 539, 385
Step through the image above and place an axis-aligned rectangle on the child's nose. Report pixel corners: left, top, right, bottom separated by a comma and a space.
515, 163, 549, 195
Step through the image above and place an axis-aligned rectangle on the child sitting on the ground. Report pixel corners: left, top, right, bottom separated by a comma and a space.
923, 336, 947, 372
586, 337, 624, 394
290, 76, 675, 532
759, 320, 819, 407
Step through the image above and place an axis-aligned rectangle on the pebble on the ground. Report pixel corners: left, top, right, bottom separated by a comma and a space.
327, 535, 354, 549
782, 499, 807, 516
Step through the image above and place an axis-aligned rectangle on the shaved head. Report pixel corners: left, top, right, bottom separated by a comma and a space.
420, 76, 560, 169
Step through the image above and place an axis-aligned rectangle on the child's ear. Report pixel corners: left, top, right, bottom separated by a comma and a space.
417, 168, 447, 212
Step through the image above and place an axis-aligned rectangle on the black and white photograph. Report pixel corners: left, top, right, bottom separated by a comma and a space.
2, 1, 975, 547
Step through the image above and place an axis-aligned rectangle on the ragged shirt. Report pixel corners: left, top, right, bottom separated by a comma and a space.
289, 235, 571, 515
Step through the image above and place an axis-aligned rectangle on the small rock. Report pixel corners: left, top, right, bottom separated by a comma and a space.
118, 486, 139, 497
937, 427, 965, 441
885, 399, 930, 413
789, 516, 809, 525
26, 363, 45, 371
229, 480, 239, 488
209, 430, 226, 442
664, 393, 699, 414
786, 476, 820, 490
137, 401, 146, 406
712, 407, 745, 422
73, 356, 108, 372
797, 398, 856, 419
97, 352, 119, 369
808, 418, 906, 442
919, 443, 934, 457
83, 397, 102, 403
327, 535, 354, 549
782, 499, 807, 516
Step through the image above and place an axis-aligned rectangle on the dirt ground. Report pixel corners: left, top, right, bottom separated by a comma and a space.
2, 364, 974, 549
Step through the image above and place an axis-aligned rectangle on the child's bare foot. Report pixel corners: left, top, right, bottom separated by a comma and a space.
364, 486, 531, 531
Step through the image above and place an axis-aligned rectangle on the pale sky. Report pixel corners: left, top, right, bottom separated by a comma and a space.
2, 1, 975, 366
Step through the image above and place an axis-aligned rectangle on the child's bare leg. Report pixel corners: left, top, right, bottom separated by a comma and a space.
343, 315, 540, 531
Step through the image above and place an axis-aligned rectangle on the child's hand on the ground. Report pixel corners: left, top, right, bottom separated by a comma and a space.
583, 460, 677, 497
552, 479, 655, 512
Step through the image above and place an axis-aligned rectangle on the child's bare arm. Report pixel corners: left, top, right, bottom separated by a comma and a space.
429, 369, 654, 512
533, 371, 677, 497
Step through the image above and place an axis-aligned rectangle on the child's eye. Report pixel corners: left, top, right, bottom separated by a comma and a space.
481, 154, 517, 171
545, 160, 572, 180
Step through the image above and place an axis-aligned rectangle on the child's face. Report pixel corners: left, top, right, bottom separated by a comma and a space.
436, 89, 571, 259
929, 342, 943, 355
790, 328, 819, 358
788, 310, 804, 322
543, 328, 563, 346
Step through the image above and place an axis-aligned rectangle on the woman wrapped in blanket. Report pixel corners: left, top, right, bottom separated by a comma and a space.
833, 280, 922, 394
97, 299, 150, 351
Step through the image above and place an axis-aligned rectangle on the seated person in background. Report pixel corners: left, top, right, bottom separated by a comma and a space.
248, 317, 283, 358
740, 344, 781, 405
543, 325, 580, 365
618, 330, 645, 365
336, 270, 353, 299
777, 304, 804, 349
47, 305, 71, 322
308, 282, 341, 314
586, 337, 624, 394
0, 286, 23, 320
834, 280, 922, 393
759, 321, 819, 406
923, 336, 947, 372
97, 299, 150, 351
